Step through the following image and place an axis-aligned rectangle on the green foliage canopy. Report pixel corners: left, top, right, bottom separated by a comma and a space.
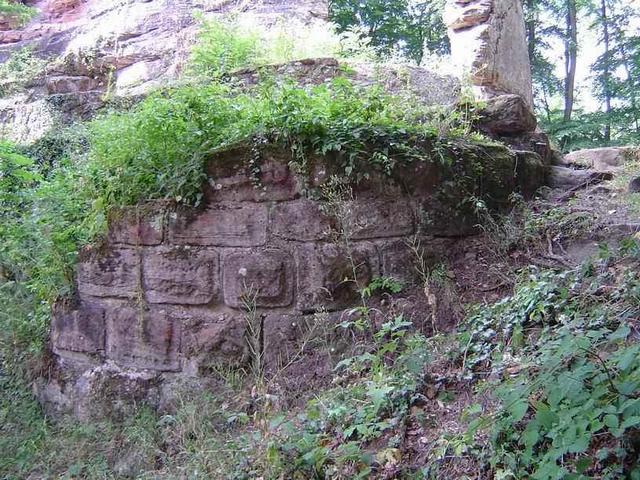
329, 0, 449, 64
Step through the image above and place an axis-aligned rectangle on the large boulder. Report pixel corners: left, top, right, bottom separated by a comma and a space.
562, 147, 638, 173
444, 0, 534, 109
477, 94, 537, 135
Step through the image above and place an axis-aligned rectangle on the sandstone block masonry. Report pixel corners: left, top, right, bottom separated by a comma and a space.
38, 143, 547, 419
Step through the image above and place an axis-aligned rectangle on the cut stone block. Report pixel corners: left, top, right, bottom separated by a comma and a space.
380, 241, 419, 284
270, 199, 333, 241
72, 363, 161, 422
223, 249, 294, 308
108, 207, 164, 246
77, 249, 140, 299
52, 303, 105, 354
347, 199, 414, 239
169, 204, 268, 247
296, 243, 379, 312
143, 247, 218, 305
179, 309, 247, 371
105, 305, 181, 371
205, 149, 301, 202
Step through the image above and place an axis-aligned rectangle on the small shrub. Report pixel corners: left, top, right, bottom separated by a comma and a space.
0, 47, 47, 96
188, 16, 343, 76
457, 243, 640, 478
189, 18, 261, 78
361, 276, 404, 298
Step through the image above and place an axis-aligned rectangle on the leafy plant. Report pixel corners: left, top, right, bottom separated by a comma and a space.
189, 18, 261, 78
0, 47, 47, 96
361, 276, 404, 298
457, 243, 640, 478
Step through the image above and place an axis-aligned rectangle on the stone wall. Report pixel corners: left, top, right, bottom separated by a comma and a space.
37, 142, 546, 419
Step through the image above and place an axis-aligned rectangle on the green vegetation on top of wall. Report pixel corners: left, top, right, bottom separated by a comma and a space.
87, 77, 486, 208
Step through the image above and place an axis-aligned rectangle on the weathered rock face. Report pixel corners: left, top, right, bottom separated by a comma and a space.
444, 0, 534, 109
36, 143, 547, 419
477, 94, 537, 135
0, 0, 331, 142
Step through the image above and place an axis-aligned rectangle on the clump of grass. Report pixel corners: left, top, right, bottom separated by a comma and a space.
189, 19, 262, 78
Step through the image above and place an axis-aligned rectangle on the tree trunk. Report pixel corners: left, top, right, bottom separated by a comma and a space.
620, 43, 640, 134
526, 0, 536, 63
563, 0, 577, 122
601, 0, 612, 142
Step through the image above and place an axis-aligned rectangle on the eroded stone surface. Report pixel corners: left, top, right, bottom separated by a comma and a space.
0, 0, 334, 142
180, 310, 247, 372
143, 247, 218, 305
445, 0, 534, 109
105, 305, 181, 371
206, 150, 302, 203
270, 199, 333, 241
52, 302, 105, 354
77, 249, 140, 299
73, 362, 161, 421
169, 204, 268, 247
478, 94, 537, 134
108, 207, 165, 246
297, 242, 379, 311
223, 249, 294, 308
347, 199, 415, 239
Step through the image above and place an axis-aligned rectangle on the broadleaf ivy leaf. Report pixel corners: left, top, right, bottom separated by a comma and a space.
508, 399, 529, 422
621, 416, 640, 430
603, 414, 619, 430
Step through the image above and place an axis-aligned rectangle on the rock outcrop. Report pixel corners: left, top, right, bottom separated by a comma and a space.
444, 0, 534, 109
562, 147, 636, 173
